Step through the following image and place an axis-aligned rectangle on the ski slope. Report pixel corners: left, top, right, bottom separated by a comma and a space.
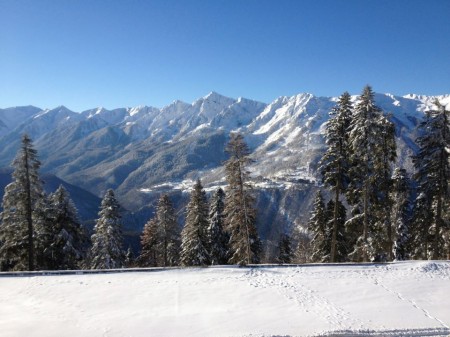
0, 261, 449, 337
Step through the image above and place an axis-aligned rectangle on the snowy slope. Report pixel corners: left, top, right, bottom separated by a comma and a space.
0, 106, 42, 138
0, 261, 449, 337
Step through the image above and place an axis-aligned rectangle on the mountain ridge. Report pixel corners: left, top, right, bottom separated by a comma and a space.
1, 91, 449, 240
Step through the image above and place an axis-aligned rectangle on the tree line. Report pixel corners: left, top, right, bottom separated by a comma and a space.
0, 133, 263, 271
308, 85, 449, 263
0, 85, 448, 271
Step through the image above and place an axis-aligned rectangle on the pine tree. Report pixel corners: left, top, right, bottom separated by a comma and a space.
125, 247, 135, 268
0, 134, 46, 271
346, 86, 396, 262
224, 133, 261, 265
156, 194, 180, 266
320, 91, 352, 262
293, 223, 312, 263
373, 113, 397, 260
325, 199, 347, 262
308, 191, 329, 262
208, 187, 229, 265
90, 189, 125, 269
180, 179, 210, 266
412, 100, 449, 259
138, 218, 160, 267
277, 233, 293, 264
391, 168, 412, 261
42, 185, 87, 270
410, 192, 432, 259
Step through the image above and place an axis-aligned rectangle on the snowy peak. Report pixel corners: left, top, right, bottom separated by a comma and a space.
403, 93, 450, 110
1, 89, 449, 223
0, 105, 42, 132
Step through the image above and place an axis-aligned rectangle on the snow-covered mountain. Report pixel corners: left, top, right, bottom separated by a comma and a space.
1, 91, 448, 238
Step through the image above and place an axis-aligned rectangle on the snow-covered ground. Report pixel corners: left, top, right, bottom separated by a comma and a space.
1, 261, 449, 337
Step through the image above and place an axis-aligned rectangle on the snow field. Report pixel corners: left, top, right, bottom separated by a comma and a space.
0, 261, 449, 337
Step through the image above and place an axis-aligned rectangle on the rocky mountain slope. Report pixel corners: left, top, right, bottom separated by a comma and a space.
1, 92, 449, 241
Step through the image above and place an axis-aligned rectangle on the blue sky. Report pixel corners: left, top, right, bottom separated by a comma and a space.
1, 0, 449, 111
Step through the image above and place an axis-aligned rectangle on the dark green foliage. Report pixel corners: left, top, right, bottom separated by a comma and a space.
391, 168, 412, 261
125, 247, 135, 267
156, 194, 180, 266
138, 194, 180, 267
308, 191, 329, 263
373, 113, 397, 260
180, 179, 210, 266
346, 86, 396, 262
224, 133, 261, 265
325, 199, 347, 262
40, 185, 87, 270
320, 91, 352, 262
0, 134, 45, 271
90, 189, 125, 269
138, 218, 159, 267
277, 233, 293, 264
411, 100, 449, 259
208, 187, 229, 265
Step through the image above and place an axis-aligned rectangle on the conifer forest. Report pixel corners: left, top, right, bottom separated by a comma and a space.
0, 86, 449, 272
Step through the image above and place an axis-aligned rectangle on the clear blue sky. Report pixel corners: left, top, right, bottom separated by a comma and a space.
1, 0, 449, 111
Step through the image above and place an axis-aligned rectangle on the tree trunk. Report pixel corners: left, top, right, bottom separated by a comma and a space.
363, 179, 369, 262
24, 149, 34, 271
330, 188, 339, 263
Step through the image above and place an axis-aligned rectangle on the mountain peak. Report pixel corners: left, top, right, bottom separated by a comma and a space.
202, 91, 234, 102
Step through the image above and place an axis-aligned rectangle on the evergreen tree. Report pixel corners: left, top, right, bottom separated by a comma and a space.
0, 134, 45, 271
320, 91, 352, 262
373, 113, 397, 260
180, 179, 210, 266
391, 168, 412, 261
346, 86, 396, 262
156, 194, 180, 266
325, 199, 347, 262
42, 185, 87, 270
90, 189, 125, 269
277, 233, 293, 264
410, 179, 433, 259
308, 191, 329, 262
125, 247, 135, 268
412, 100, 449, 259
138, 218, 160, 267
293, 223, 312, 263
224, 133, 261, 265
207, 187, 229, 265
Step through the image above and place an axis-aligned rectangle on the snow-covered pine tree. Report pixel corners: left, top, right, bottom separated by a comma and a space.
325, 199, 347, 262
0, 134, 46, 271
90, 189, 125, 269
319, 91, 352, 262
293, 223, 312, 263
42, 185, 87, 270
410, 190, 432, 259
391, 168, 412, 261
208, 187, 229, 265
224, 133, 261, 265
276, 233, 293, 264
156, 194, 180, 267
346, 86, 396, 262
180, 179, 210, 266
412, 100, 449, 259
308, 191, 329, 263
138, 218, 160, 267
125, 247, 135, 268
373, 113, 397, 260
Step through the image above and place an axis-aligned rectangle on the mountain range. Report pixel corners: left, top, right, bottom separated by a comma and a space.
1, 91, 449, 244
